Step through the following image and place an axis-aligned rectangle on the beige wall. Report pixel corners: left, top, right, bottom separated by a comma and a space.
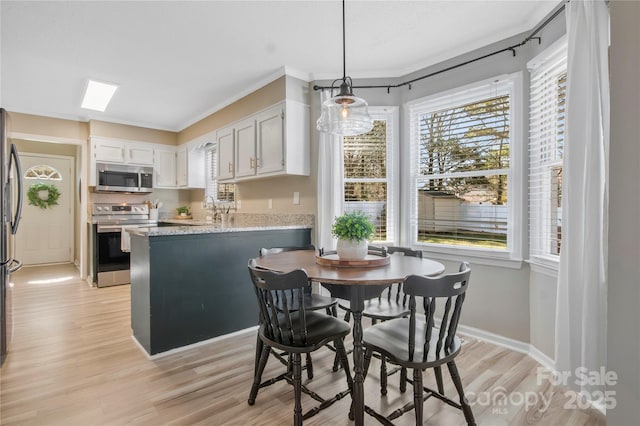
89, 120, 177, 145
7, 112, 88, 142
178, 76, 286, 144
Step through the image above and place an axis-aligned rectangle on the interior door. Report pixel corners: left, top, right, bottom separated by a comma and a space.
15, 154, 74, 265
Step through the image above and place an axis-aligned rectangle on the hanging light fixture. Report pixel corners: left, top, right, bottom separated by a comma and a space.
316, 0, 373, 136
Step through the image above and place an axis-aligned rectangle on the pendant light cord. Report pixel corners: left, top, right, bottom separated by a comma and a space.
342, 0, 346, 81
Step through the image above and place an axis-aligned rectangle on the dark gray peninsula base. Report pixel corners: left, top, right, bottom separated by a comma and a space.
129, 226, 311, 355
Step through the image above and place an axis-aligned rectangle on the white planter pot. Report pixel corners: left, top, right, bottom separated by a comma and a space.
336, 239, 368, 260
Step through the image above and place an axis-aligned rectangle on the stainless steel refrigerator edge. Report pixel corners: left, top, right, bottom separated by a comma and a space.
1, 108, 24, 366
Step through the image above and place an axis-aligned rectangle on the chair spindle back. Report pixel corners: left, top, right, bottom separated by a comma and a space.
248, 259, 311, 346
403, 262, 471, 362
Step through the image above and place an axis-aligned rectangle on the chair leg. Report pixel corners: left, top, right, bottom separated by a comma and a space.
380, 356, 388, 396
400, 367, 408, 393
333, 308, 352, 372
447, 361, 476, 426
434, 366, 445, 394
254, 332, 263, 377
413, 368, 424, 425
334, 338, 354, 391
306, 353, 314, 379
248, 344, 270, 405
363, 347, 373, 379
292, 353, 303, 426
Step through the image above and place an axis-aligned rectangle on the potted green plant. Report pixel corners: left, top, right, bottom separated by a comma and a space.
176, 206, 190, 217
331, 211, 375, 260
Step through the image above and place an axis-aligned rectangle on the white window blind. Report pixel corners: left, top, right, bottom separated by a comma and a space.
408, 77, 515, 251
205, 145, 235, 202
528, 39, 567, 260
343, 111, 396, 243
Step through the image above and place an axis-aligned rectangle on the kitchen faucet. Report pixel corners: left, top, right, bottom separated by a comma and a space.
203, 195, 218, 222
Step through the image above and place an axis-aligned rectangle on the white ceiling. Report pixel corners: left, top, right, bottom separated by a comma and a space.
1, 0, 559, 132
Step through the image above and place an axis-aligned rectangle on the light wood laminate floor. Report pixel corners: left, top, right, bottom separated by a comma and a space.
1, 264, 605, 425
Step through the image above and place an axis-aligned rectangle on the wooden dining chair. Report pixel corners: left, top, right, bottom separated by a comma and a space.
361, 262, 475, 425
247, 259, 353, 425
258, 245, 338, 379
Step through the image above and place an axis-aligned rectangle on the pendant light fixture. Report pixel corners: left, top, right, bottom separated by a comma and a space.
316, 0, 373, 136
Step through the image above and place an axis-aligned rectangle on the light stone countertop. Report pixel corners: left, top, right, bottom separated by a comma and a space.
127, 223, 312, 237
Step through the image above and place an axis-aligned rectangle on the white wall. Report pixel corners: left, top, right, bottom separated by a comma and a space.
607, 1, 640, 423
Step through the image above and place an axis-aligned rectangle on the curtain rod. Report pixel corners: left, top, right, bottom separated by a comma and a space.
313, 1, 566, 93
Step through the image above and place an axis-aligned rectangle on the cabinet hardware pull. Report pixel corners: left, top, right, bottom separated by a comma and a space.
250, 157, 255, 169
228, 162, 232, 173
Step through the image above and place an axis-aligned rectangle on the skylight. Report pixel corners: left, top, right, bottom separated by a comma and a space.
81, 79, 118, 112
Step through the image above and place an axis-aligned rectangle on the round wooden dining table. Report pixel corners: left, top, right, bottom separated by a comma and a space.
254, 249, 445, 426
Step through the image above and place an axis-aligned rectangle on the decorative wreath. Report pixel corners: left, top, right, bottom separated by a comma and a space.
27, 183, 61, 209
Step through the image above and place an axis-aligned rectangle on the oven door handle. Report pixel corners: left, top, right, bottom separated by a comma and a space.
97, 225, 124, 233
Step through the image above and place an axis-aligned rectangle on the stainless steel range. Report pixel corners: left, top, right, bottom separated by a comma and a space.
91, 203, 157, 287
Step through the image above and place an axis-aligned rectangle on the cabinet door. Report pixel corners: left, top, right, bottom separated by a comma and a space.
155, 149, 177, 187
256, 106, 285, 175
176, 149, 187, 186
127, 145, 155, 165
94, 140, 125, 163
235, 119, 256, 178
217, 127, 234, 180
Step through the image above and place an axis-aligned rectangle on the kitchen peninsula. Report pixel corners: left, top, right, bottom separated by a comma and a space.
128, 222, 312, 355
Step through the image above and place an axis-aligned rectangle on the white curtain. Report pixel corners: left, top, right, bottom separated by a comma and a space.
316, 90, 344, 251
555, 0, 609, 396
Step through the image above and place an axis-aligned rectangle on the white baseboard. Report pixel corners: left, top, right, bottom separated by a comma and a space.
457, 323, 555, 371
131, 326, 259, 360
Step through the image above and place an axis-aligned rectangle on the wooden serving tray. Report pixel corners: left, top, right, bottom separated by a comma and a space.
316, 249, 390, 268
174, 215, 193, 219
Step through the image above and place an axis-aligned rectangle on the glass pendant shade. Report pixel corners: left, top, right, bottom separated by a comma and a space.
317, 94, 373, 136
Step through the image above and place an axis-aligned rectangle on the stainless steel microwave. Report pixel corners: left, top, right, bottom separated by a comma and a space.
96, 163, 154, 193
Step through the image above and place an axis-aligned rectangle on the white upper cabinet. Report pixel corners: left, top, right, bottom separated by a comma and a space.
234, 118, 257, 178
126, 145, 155, 165
216, 126, 235, 180
255, 106, 285, 175
155, 146, 205, 189
154, 148, 177, 188
176, 147, 205, 188
217, 100, 310, 182
92, 137, 154, 165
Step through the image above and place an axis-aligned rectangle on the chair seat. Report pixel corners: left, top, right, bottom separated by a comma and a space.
362, 298, 410, 320
363, 317, 461, 368
261, 311, 351, 352
274, 293, 336, 312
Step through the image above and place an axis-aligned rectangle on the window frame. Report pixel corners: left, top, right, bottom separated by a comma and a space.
205, 143, 235, 204
527, 37, 568, 270
403, 73, 524, 267
341, 106, 399, 244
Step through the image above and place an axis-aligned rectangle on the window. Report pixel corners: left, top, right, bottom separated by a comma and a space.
205, 145, 235, 202
342, 108, 397, 243
528, 39, 567, 262
408, 75, 520, 254
24, 165, 62, 180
